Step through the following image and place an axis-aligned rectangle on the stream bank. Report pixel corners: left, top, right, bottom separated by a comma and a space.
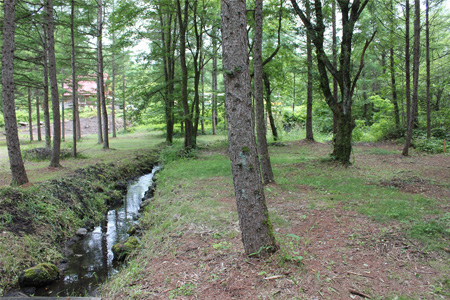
0, 151, 159, 296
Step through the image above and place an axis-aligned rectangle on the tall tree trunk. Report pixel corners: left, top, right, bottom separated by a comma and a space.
403, 0, 420, 156
47, 0, 61, 167
332, 0, 338, 135
390, 0, 400, 129
36, 93, 42, 141
176, 0, 194, 150
42, 27, 51, 149
96, 75, 103, 143
61, 69, 65, 141
254, 0, 274, 184
212, 33, 218, 135
28, 87, 33, 142
112, 31, 117, 138
122, 49, 127, 132
405, 0, 411, 136
305, 0, 314, 141
201, 70, 205, 135
98, 0, 109, 149
425, 0, 430, 139
221, 0, 276, 256
2, 0, 29, 185
263, 72, 278, 141
71, 0, 77, 158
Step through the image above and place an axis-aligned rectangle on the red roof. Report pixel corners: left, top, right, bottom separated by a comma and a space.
63, 74, 109, 97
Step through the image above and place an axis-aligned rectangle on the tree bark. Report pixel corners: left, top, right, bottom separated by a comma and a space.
47, 0, 61, 167
36, 93, 42, 141
176, 0, 194, 150
332, 0, 338, 135
305, 0, 314, 141
71, 0, 77, 158
425, 0, 430, 139
221, 0, 276, 256
97, 73, 103, 143
390, 0, 400, 129
405, 0, 411, 136
403, 0, 420, 156
28, 87, 33, 142
2, 0, 29, 185
263, 72, 278, 141
254, 0, 274, 184
112, 34, 117, 138
61, 69, 65, 141
98, 0, 109, 149
42, 27, 51, 149
212, 31, 218, 135
122, 49, 127, 132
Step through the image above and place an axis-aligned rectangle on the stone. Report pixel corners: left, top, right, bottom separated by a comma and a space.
112, 236, 141, 261
18, 263, 60, 287
76, 228, 88, 236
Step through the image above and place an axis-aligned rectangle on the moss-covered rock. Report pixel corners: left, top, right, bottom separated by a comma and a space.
18, 263, 59, 287
112, 236, 141, 261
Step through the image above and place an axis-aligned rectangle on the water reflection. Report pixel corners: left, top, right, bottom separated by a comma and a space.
35, 167, 159, 297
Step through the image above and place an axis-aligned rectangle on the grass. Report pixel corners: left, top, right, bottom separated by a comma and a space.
101, 134, 450, 299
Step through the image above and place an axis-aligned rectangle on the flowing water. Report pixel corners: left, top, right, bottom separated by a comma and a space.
35, 167, 159, 297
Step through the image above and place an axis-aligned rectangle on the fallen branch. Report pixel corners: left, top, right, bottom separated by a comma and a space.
264, 275, 283, 280
347, 271, 374, 279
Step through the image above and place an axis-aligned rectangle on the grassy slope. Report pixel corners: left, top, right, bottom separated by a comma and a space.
101, 138, 450, 300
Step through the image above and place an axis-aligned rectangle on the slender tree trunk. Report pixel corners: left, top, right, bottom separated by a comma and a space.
122, 50, 127, 132
36, 93, 42, 141
212, 34, 218, 135
42, 27, 51, 149
263, 72, 278, 141
403, 0, 420, 156
293, 72, 296, 113
201, 70, 205, 135
28, 87, 33, 142
47, 0, 61, 167
332, 0, 338, 135
98, 0, 109, 149
254, 0, 274, 184
221, 0, 276, 256
305, 0, 314, 141
112, 30, 117, 138
97, 75, 103, 143
176, 0, 194, 150
71, 0, 77, 158
390, 0, 400, 129
426, 0, 430, 139
2, 0, 29, 185
405, 0, 411, 135
61, 69, 65, 141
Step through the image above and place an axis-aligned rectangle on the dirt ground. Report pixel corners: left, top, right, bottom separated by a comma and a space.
106, 141, 450, 300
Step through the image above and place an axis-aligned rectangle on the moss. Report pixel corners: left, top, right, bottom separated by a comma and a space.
112, 236, 141, 261
19, 263, 59, 287
241, 146, 250, 153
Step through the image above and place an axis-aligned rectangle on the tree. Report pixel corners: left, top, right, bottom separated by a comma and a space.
305, 0, 314, 141
291, 0, 374, 165
98, 0, 109, 150
47, 0, 62, 168
71, 0, 78, 158
402, 0, 420, 156
220, 0, 276, 256
254, 0, 274, 184
2, 0, 29, 185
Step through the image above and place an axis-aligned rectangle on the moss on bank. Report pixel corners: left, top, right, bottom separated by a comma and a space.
0, 151, 159, 295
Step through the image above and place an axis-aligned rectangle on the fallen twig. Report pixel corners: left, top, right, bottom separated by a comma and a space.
347, 271, 374, 279
349, 289, 371, 299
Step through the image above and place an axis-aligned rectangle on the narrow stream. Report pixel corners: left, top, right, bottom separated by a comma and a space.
35, 167, 159, 297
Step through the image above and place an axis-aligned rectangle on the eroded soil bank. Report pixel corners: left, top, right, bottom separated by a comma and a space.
0, 150, 159, 295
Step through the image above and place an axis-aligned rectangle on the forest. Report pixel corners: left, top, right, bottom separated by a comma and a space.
0, 0, 450, 299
